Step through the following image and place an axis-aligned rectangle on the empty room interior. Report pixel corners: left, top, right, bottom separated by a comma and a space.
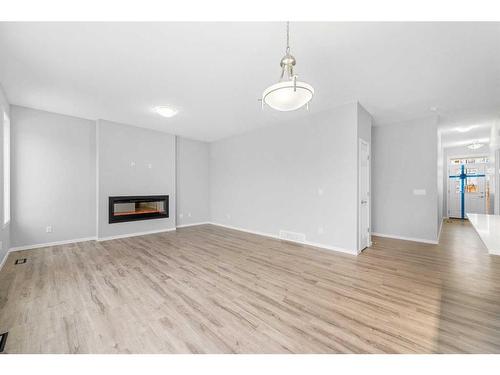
1, 21, 500, 355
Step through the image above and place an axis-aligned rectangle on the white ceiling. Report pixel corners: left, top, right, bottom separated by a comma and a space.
440, 124, 492, 149
1, 22, 499, 142
438, 108, 497, 149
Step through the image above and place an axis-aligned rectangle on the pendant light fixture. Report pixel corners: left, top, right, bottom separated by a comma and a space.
262, 22, 314, 111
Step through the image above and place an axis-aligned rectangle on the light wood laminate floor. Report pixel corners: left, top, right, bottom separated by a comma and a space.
1, 220, 499, 353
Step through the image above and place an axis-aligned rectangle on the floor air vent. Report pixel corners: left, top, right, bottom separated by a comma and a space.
0, 332, 8, 353
14, 258, 27, 265
279, 230, 306, 243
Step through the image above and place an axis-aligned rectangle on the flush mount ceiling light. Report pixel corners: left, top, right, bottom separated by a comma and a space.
456, 125, 477, 133
154, 106, 178, 118
467, 141, 485, 150
262, 22, 314, 112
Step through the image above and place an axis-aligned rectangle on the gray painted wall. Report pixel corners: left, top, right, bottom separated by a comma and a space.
10, 106, 96, 248
97, 120, 176, 239
209, 102, 363, 254
176, 137, 210, 226
0, 85, 10, 264
372, 117, 439, 242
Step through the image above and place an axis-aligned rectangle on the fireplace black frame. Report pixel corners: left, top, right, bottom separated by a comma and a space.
109, 195, 169, 224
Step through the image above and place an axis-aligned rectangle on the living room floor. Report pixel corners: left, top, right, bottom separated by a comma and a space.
0, 220, 499, 353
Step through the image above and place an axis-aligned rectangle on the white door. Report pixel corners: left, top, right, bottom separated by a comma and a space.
359, 139, 370, 251
447, 163, 487, 218
448, 164, 463, 218
464, 164, 486, 215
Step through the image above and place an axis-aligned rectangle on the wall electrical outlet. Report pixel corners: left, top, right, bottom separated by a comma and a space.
46, 225, 53, 233
188, 212, 192, 217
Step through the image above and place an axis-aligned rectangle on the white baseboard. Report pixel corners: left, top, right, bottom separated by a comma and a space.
209, 222, 357, 256
9, 236, 97, 252
2, 223, 357, 267
371, 232, 438, 244
176, 221, 210, 228
4, 228, 178, 258
0, 248, 13, 272
97, 227, 176, 242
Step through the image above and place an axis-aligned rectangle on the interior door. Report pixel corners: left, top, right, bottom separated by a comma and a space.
447, 162, 487, 218
359, 139, 370, 251
465, 164, 486, 215
448, 164, 462, 218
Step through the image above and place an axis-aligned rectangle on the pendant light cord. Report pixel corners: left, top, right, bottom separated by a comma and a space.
286, 21, 290, 54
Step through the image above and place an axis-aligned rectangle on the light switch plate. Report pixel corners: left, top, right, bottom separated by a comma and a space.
413, 189, 426, 196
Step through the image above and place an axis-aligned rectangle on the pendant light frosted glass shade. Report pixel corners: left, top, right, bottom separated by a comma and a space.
263, 81, 314, 111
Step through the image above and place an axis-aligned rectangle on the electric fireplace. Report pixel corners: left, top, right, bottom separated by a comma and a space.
109, 195, 169, 223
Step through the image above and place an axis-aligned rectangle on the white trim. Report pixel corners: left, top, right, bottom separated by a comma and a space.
437, 218, 444, 242
176, 221, 210, 228
209, 222, 357, 255
95, 119, 100, 239
97, 227, 176, 242
358, 138, 370, 252
9, 236, 97, 252
371, 232, 438, 245
0, 248, 13, 271
496, 149, 500, 215
173, 136, 177, 228
6, 227, 178, 253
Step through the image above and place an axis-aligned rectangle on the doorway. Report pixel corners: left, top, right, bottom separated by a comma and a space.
447, 156, 490, 218
359, 139, 370, 251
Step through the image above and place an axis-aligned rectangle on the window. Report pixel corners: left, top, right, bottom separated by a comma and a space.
3, 111, 10, 226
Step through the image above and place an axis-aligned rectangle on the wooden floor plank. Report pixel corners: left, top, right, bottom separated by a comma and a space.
0, 219, 499, 353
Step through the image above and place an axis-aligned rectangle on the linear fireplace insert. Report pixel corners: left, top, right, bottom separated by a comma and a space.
109, 195, 169, 223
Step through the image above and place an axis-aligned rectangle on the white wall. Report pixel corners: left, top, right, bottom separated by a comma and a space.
210, 102, 366, 254
372, 117, 439, 242
97, 120, 176, 239
10, 106, 96, 248
176, 137, 210, 226
8, 108, 205, 247
0, 85, 10, 264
